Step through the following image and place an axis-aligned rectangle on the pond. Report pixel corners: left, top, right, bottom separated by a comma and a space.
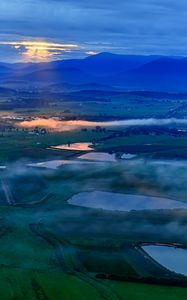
121, 153, 137, 159
78, 152, 116, 162
143, 245, 187, 276
50, 142, 93, 151
28, 159, 100, 169
68, 191, 187, 211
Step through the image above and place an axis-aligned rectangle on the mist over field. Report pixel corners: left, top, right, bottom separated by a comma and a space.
5, 157, 187, 203
2, 158, 187, 271
17, 118, 187, 132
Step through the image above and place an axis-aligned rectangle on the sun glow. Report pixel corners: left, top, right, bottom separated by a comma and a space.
22, 46, 55, 62
85, 51, 98, 55
0, 41, 79, 62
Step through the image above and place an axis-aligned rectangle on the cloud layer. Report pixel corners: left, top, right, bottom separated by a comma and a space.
1, 0, 187, 61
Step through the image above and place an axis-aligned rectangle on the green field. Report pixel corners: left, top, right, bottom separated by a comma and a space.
0, 267, 186, 300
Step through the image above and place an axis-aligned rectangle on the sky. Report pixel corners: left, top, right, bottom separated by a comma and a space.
0, 0, 187, 62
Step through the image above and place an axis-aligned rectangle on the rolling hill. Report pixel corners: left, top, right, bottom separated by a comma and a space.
1, 53, 187, 92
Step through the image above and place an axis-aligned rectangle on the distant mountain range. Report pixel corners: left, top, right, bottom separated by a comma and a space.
1, 53, 187, 92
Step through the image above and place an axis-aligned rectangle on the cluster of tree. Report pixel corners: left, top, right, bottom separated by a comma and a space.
123, 126, 187, 137
96, 273, 187, 287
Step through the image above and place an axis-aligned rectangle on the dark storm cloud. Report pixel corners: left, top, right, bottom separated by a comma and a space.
0, 0, 187, 61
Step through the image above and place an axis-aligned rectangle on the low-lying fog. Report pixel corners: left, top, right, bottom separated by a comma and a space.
5, 157, 187, 203
2, 158, 187, 275
17, 117, 187, 132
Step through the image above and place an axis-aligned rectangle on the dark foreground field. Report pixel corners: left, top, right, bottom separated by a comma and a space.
0, 158, 186, 299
